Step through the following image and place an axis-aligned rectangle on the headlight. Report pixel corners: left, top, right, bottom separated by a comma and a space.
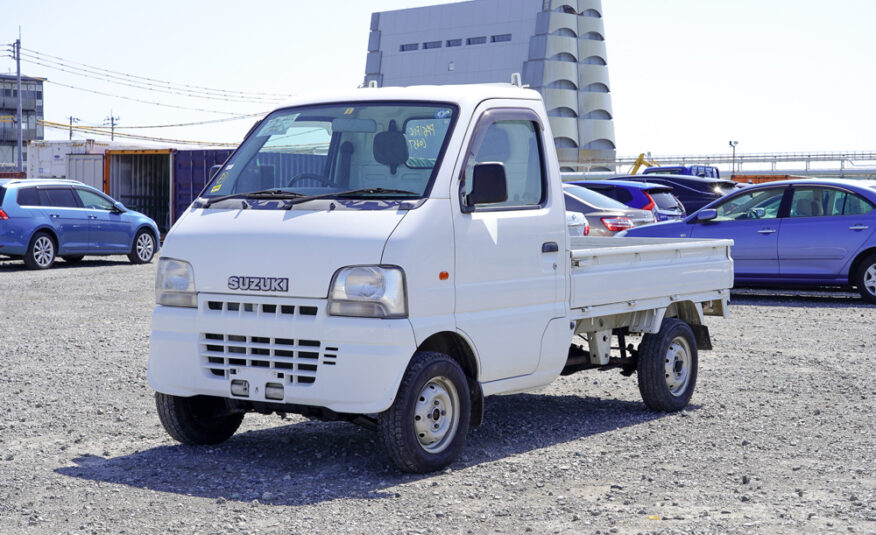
155, 258, 197, 307
328, 266, 407, 318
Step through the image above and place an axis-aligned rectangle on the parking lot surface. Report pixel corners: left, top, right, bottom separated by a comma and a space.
0, 258, 874, 534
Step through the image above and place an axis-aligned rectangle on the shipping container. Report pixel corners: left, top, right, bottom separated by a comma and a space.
66, 154, 104, 190
26, 139, 140, 178
172, 149, 232, 223
107, 150, 173, 233
731, 174, 809, 185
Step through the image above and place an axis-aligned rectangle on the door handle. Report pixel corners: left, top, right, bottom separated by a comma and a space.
88, 215, 98, 220
757, 228, 777, 234
849, 225, 869, 231
542, 241, 559, 253
49, 213, 59, 218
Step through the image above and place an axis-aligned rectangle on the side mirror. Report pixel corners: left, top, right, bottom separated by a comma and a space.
696, 208, 717, 222
465, 162, 508, 210
113, 201, 127, 213
209, 165, 222, 179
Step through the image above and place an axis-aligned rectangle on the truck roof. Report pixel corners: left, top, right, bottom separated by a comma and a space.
274, 83, 544, 110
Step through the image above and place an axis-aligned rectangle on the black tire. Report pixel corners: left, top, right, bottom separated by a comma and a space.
62, 255, 85, 264
128, 229, 156, 264
854, 253, 876, 304
379, 351, 471, 473
636, 318, 698, 412
155, 393, 244, 445
23, 231, 56, 270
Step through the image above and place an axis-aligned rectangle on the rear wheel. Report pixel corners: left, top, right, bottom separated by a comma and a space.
379, 351, 471, 473
155, 393, 244, 445
24, 232, 56, 269
128, 229, 156, 264
854, 254, 876, 304
636, 318, 698, 411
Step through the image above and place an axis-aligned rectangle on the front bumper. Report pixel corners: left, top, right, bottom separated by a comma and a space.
148, 292, 417, 414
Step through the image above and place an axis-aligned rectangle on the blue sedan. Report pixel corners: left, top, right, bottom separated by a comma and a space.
0, 178, 160, 269
621, 178, 876, 302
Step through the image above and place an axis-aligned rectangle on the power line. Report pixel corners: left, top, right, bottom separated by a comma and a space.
39, 119, 238, 147
43, 79, 267, 116
19, 53, 286, 104
19, 46, 295, 100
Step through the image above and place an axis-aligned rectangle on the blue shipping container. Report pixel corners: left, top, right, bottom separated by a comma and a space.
172, 149, 233, 224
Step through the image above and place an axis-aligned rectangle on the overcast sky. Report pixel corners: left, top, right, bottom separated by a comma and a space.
3, 0, 874, 157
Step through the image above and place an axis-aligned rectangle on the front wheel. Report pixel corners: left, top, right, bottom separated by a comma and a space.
155, 393, 244, 445
128, 229, 156, 264
855, 253, 876, 304
636, 318, 698, 411
379, 351, 471, 473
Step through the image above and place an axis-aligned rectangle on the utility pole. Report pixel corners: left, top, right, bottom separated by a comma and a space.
67, 116, 80, 140
728, 140, 738, 175
15, 33, 23, 172
104, 111, 119, 141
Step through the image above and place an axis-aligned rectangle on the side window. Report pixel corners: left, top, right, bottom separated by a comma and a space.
714, 188, 784, 221
75, 189, 115, 210
789, 187, 838, 218
463, 118, 545, 209
613, 188, 633, 203
17, 187, 41, 206
44, 188, 80, 208
842, 192, 875, 215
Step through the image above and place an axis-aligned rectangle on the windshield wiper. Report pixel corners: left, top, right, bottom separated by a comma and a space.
202, 189, 307, 208
282, 188, 421, 210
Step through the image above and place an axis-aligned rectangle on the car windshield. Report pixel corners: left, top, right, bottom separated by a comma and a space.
563, 184, 630, 210
203, 102, 458, 204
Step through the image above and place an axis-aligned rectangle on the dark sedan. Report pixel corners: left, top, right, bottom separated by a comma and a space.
606, 174, 739, 213
620, 178, 876, 302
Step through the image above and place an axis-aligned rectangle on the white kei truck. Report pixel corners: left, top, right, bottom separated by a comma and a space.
148, 82, 733, 473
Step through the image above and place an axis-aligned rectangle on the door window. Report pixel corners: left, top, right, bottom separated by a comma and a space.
44, 188, 80, 208
17, 187, 42, 206
75, 189, 115, 210
463, 117, 545, 209
787, 187, 874, 217
713, 188, 784, 221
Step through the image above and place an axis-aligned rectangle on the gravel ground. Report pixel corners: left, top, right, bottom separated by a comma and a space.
0, 255, 874, 535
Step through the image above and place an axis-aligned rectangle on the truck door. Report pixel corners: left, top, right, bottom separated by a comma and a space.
451, 106, 565, 382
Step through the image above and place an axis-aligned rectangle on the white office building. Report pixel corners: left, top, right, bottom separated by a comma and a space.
364, 0, 615, 168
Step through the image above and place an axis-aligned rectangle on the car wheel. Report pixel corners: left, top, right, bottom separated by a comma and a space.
379, 351, 471, 473
24, 231, 56, 270
128, 229, 156, 264
855, 253, 876, 304
636, 318, 698, 411
155, 393, 244, 445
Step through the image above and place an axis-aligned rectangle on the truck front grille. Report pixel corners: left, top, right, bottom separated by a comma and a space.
200, 333, 339, 386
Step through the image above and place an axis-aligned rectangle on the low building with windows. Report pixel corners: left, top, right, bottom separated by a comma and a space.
364, 0, 615, 169
0, 74, 45, 170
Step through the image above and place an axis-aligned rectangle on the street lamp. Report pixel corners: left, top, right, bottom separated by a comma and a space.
728, 140, 738, 175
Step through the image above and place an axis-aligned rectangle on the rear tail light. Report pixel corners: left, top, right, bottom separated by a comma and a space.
601, 217, 633, 232
0, 209, 8, 220
584, 221, 590, 236
641, 194, 655, 212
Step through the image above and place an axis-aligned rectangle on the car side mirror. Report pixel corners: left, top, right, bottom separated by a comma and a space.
696, 208, 717, 222
209, 165, 222, 179
464, 162, 508, 212
113, 201, 127, 213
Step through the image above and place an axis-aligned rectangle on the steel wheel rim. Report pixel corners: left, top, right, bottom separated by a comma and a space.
865, 263, 876, 296
413, 376, 460, 454
664, 336, 692, 396
136, 233, 154, 261
33, 236, 54, 267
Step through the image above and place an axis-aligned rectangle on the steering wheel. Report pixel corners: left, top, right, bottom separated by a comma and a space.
746, 209, 759, 219
287, 173, 332, 187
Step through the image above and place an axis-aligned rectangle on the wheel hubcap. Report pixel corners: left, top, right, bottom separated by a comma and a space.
136, 234, 154, 261
33, 236, 54, 267
413, 376, 459, 453
664, 336, 692, 396
865, 263, 876, 296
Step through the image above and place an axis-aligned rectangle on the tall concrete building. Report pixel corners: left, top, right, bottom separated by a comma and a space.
0, 74, 45, 170
364, 0, 615, 168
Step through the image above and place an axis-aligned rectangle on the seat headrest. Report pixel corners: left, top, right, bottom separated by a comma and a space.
373, 120, 409, 175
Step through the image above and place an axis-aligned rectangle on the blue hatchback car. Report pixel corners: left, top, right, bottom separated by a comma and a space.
568, 179, 686, 221
621, 178, 876, 302
0, 179, 160, 269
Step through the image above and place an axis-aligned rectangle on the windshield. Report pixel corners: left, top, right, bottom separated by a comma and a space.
563, 184, 631, 210
203, 101, 457, 204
